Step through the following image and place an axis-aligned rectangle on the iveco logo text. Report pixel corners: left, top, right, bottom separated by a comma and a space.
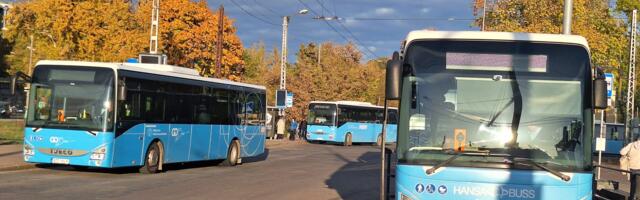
50, 149, 74, 156
453, 186, 536, 199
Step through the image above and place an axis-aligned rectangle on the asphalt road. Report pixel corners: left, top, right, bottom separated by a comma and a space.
0, 141, 387, 200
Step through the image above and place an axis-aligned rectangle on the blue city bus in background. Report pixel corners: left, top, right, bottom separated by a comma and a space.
594, 122, 626, 156
20, 60, 266, 173
306, 101, 397, 146
392, 31, 600, 199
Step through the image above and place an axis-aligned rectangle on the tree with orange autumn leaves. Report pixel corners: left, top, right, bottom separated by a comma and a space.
3, 0, 243, 80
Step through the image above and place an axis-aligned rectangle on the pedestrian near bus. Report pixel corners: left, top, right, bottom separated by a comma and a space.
620, 139, 640, 196
276, 117, 285, 140
289, 119, 298, 141
299, 120, 307, 140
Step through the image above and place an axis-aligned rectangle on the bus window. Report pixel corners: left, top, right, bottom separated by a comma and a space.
245, 92, 265, 125
211, 89, 230, 124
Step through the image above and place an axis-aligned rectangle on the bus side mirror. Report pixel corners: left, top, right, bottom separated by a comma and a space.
385, 51, 402, 100
117, 80, 126, 101
593, 78, 607, 109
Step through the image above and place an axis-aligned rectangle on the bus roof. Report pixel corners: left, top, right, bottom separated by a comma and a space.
404, 31, 589, 51
35, 60, 266, 90
310, 101, 397, 110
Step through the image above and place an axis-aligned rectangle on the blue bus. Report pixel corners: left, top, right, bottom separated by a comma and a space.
594, 122, 633, 155
305, 101, 397, 146
388, 31, 605, 199
18, 60, 266, 173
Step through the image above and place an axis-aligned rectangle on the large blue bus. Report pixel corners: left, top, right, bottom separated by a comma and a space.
18, 60, 266, 173
388, 31, 606, 199
305, 101, 397, 146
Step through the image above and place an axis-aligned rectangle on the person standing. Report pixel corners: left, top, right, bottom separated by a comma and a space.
620, 139, 640, 196
289, 119, 298, 141
276, 117, 285, 140
299, 120, 307, 140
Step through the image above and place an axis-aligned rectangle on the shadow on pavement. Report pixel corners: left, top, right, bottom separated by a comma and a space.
37, 148, 270, 174
325, 151, 381, 200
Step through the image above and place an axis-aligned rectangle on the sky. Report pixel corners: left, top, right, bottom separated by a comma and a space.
208, 0, 479, 62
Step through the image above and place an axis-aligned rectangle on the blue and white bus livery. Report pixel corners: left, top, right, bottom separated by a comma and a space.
306, 101, 397, 146
385, 31, 608, 200
21, 60, 267, 173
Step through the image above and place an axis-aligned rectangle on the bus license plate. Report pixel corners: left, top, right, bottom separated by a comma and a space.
52, 158, 69, 165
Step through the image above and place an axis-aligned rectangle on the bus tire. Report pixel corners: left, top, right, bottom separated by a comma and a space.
222, 140, 240, 166
344, 133, 353, 147
139, 142, 161, 174
376, 135, 383, 146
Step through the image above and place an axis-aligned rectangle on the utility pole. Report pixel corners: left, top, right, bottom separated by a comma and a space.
562, 0, 572, 35
625, 9, 637, 144
27, 34, 33, 75
149, 0, 160, 54
481, 0, 487, 31
280, 16, 289, 91
317, 43, 321, 68
279, 16, 289, 116
216, 5, 224, 78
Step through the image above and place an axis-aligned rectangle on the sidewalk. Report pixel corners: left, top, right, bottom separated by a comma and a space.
0, 144, 32, 172
0, 139, 306, 172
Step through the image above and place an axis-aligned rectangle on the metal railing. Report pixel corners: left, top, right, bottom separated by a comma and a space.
594, 164, 638, 199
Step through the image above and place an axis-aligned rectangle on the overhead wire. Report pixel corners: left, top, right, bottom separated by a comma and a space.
229, 0, 279, 26
313, 0, 378, 58
296, 0, 377, 58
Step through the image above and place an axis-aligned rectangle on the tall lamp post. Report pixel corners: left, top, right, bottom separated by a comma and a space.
278, 9, 308, 116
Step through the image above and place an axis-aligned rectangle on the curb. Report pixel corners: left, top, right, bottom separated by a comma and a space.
0, 163, 36, 172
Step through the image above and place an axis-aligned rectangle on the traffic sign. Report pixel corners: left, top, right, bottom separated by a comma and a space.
286, 92, 293, 108
605, 73, 614, 106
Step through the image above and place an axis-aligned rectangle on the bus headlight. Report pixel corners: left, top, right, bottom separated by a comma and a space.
24, 145, 35, 156
90, 146, 106, 160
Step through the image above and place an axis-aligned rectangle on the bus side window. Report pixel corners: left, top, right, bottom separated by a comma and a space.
211, 89, 230, 124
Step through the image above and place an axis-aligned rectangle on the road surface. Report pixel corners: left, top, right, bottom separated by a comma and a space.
0, 141, 387, 200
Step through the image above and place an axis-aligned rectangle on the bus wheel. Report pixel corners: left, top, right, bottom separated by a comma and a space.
344, 133, 353, 147
139, 142, 161, 174
376, 135, 383, 146
222, 140, 240, 166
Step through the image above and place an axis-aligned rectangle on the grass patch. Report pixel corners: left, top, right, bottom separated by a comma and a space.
0, 120, 24, 144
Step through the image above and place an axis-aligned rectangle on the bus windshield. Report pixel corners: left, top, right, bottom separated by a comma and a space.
397, 40, 592, 171
27, 66, 115, 132
307, 103, 336, 126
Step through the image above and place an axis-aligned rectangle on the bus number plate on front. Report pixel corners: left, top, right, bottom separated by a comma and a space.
52, 158, 69, 165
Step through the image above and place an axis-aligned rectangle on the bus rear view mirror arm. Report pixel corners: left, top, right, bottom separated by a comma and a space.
386, 51, 402, 100
11, 71, 31, 95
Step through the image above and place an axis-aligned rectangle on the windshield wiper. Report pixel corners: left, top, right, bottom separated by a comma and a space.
425, 150, 498, 175
513, 158, 571, 181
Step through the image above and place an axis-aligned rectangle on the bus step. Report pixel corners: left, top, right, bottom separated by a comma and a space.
596, 188, 629, 200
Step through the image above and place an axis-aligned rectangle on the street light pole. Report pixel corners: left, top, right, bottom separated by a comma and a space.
481, 0, 487, 31
28, 34, 33, 75
278, 9, 308, 116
